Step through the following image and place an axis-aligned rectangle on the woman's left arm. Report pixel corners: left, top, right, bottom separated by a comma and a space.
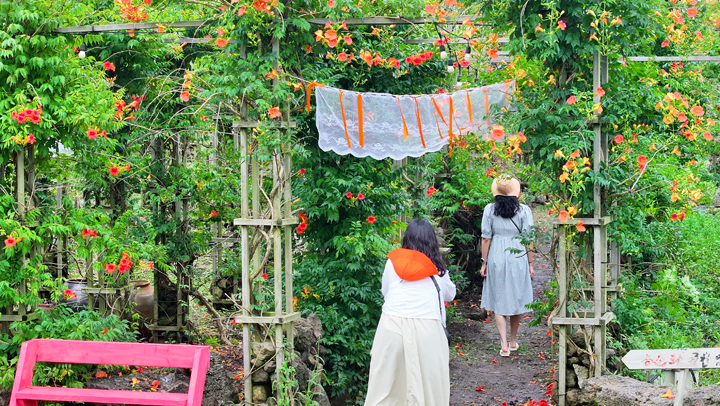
442, 274, 457, 302
525, 207, 535, 277
480, 238, 491, 277
381, 260, 393, 297
480, 204, 493, 277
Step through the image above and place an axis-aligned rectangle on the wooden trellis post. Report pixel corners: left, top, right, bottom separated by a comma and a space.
233, 120, 300, 403
15, 149, 27, 322
0, 148, 47, 333
539, 53, 720, 406
1, 151, 26, 333
230, 35, 300, 405
55, 185, 67, 280
210, 120, 241, 308
142, 133, 189, 341
553, 51, 615, 406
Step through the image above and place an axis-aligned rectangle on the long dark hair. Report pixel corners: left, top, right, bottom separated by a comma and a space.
401, 219, 447, 276
494, 195, 521, 219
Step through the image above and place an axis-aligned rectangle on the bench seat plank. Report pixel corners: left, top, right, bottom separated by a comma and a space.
15, 387, 188, 406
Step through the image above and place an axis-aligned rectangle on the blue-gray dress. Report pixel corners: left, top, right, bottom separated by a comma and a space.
480, 203, 534, 316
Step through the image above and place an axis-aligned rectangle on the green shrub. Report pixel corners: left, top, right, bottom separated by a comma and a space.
294, 141, 404, 399
1, 304, 136, 390
670, 211, 720, 286
615, 212, 720, 385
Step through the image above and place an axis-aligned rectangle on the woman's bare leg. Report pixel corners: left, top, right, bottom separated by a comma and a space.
494, 314, 508, 352
509, 314, 521, 348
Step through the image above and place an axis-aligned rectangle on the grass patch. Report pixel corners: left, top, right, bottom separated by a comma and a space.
615, 211, 720, 386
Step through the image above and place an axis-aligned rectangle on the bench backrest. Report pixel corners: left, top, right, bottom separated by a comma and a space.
28, 339, 209, 368
13, 339, 211, 405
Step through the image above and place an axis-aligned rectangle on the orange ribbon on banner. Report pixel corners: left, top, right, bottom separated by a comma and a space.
434, 111, 444, 140
398, 98, 409, 140
483, 87, 491, 126
339, 90, 351, 149
466, 90, 473, 124
448, 97, 454, 142
431, 97, 448, 126
357, 94, 364, 148
413, 97, 426, 148
305, 81, 325, 112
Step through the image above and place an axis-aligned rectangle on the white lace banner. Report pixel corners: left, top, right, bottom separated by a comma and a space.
316, 80, 514, 160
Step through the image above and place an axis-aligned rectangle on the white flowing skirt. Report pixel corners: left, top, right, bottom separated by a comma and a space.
364, 313, 449, 406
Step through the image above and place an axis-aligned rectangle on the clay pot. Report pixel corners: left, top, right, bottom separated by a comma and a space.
131, 280, 154, 319
37, 303, 55, 311
61, 279, 89, 310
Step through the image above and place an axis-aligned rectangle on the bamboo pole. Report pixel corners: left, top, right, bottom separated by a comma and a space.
283, 115, 294, 352
152, 135, 161, 343
271, 33, 285, 373
18, 148, 29, 318
558, 226, 568, 406
596, 226, 608, 375
273, 148, 285, 369
16, 150, 25, 215
609, 242, 619, 301
594, 52, 610, 377
211, 124, 220, 299
236, 38, 255, 406
152, 268, 159, 342
251, 130, 260, 288
27, 144, 35, 213
233, 124, 240, 297
251, 160, 260, 283
592, 51, 603, 215
181, 146, 190, 334
56, 186, 65, 279
240, 115, 252, 405
174, 133, 184, 331
593, 226, 603, 377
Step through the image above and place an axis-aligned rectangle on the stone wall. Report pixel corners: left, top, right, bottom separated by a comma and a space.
550, 330, 720, 406
250, 314, 330, 406
552, 331, 623, 401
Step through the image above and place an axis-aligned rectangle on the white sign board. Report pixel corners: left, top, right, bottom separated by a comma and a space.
622, 348, 720, 370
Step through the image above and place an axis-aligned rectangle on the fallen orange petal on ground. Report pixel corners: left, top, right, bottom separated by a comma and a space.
661, 388, 674, 399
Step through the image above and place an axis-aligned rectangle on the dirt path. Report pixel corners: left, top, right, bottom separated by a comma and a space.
448, 208, 556, 406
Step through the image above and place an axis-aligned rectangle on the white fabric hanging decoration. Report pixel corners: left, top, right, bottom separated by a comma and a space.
315, 80, 515, 160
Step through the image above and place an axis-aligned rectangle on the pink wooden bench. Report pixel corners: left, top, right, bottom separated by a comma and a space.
10, 339, 211, 406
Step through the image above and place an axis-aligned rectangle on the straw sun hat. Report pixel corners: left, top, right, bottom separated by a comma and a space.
491, 177, 521, 197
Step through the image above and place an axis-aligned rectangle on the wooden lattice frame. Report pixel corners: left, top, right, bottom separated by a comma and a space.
1, 149, 37, 332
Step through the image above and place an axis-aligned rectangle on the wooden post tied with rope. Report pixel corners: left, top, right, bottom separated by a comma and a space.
10, 339, 211, 406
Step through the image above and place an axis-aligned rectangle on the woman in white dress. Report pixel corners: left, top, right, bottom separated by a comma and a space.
365, 219, 456, 406
479, 177, 535, 357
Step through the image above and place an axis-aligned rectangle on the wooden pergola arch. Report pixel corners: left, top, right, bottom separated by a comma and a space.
46, 14, 720, 406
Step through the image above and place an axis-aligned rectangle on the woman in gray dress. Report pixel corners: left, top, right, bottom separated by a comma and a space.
479, 177, 535, 357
